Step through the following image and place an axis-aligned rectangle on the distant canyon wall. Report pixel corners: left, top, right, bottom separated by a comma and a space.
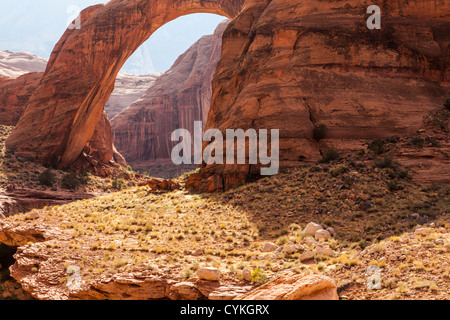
111, 21, 229, 164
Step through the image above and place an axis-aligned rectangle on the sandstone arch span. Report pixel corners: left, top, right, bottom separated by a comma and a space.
6, 0, 245, 168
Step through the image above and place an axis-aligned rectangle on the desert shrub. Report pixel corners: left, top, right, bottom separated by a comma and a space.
425, 137, 440, 147
319, 148, 340, 163
313, 124, 327, 141
251, 268, 268, 285
38, 169, 56, 187
444, 98, 450, 111
368, 138, 386, 155
78, 169, 90, 186
61, 172, 81, 190
387, 180, 403, 192
49, 154, 59, 169
398, 168, 410, 179
331, 165, 350, 177
409, 137, 425, 148
374, 155, 397, 169
112, 178, 126, 190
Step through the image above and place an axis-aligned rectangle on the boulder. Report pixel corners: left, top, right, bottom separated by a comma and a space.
303, 223, 324, 237
198, 267, 221, 282
235, 271, 338, 300
261, 242, 279, 253
315, 229, 332, 241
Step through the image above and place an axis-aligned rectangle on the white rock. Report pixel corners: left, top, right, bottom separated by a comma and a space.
198, 267, 221, 281
261, 242, 279, 252
283, 244, 297, 254
299, 251, 314, 262
314, 246, 334, 257
303, 222, 324, 237
315, 229, 331, 241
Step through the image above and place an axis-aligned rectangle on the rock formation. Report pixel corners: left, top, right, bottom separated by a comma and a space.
0, 51, 126, 171
188, 0, 450, 191
5, 0, 244, 169
104, 72, 162, 119
4, 0, 450, 190
0, 50, 47, 78
235, 271, 338, 300
0, 72, 43, 126
112, 21, 228, 163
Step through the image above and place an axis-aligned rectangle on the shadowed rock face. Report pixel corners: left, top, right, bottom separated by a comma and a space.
111, 21, 229, 163
5, 0, 245, 168
5, 0, 450, 190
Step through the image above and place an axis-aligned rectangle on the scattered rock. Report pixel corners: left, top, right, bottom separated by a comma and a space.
315, 229, 331, 241
411, 213, 420, 219
299, 251, 314, 262
283, 244, 297, 254
326, 227, 336, 236
192, 248, 205, 256
415, 228, 430, 236
198, 267, 221, 282
388, 254, 398, 261
242, 268, 252, 282
305, 238, 318, 247
314, 246, 334, 257
261, 242, 279, 253
303, 222, 324, 237
271, 265, 280, 272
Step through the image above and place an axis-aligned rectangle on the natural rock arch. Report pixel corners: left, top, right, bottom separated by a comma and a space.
6, 0, 245, 168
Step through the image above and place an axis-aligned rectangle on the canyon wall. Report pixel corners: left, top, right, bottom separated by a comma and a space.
112, 21, 228, 163
104, 73, 162, 119
187, 0, 450, 191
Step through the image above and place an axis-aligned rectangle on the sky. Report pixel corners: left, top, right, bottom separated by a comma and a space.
0, 0, 226, 74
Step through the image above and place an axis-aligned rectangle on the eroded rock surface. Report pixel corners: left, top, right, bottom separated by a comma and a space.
189, 0, 450, 191
235, 271, 339, 300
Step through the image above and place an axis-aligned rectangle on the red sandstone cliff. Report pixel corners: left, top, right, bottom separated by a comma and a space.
111, 21, 229, 163
0, 73, 43, 126
187, 0, 450, 191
